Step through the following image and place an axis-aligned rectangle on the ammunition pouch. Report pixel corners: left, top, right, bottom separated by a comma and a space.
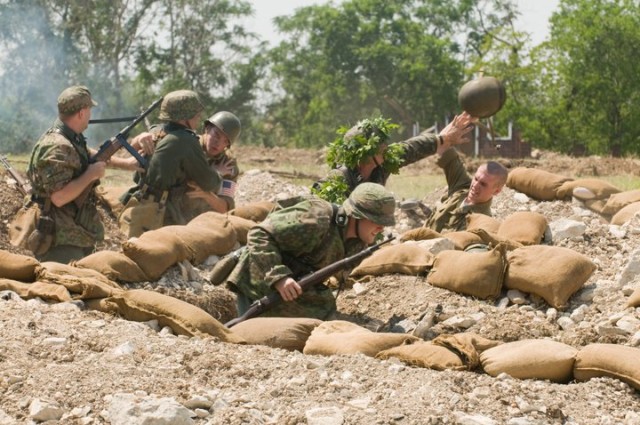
9, 200, 55, 256
118, 192, 167, 238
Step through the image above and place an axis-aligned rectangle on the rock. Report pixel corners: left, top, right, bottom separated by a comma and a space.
549, 218, 586, 241
507, 289, 527, 305
305, 406, 344, 425
29, 399, 65, 422
104, 393, 195, 425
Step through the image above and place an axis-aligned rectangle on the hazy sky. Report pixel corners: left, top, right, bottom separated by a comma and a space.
245, 0, 560, 46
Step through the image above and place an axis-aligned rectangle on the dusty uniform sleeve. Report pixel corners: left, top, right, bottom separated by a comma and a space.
396, 131, 439, 167
28, 134, 82, 196
437, 148, 472, 196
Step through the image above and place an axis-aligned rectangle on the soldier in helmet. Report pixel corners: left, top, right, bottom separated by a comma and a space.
119, 90, 222, 234
312, 112, 476, 203
226, 182, 396, 320
130, 110, 241, 217
23, 85, 143, 263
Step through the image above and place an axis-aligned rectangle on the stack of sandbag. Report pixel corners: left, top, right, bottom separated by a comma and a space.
35, 262, 123, 300
350, 243, 435, 280
0, 250, 39, 282
86, 289, 245, 343
120, 212, 238, 281
229, 201, 276, 223
72, 250, 150, 283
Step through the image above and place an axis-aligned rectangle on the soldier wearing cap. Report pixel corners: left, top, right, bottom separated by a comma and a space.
226, 182, 396, 320
129, 110, 241, 217
119, 90, 222, 234
312, 112, 477, 203
24, 85, 141, 263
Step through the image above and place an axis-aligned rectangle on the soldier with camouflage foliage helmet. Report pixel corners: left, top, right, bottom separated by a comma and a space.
23, 85, 143, 263
312, 112, 477, 203
120, 90, 223, 232
128, 110, 241, 219
227, 182, 396, 320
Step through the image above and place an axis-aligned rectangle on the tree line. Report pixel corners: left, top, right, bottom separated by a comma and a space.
0, 0, 638, 156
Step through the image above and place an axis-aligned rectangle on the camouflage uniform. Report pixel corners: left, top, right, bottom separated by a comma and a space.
227, 183, 396, 320
26, 87, 101, 261
314, 131, 439, 197
424, 147, 492, 232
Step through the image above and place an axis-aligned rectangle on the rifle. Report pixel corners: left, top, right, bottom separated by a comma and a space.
0, 155, 32, 196
225, 235, 395, 328
74, 97, 163, 207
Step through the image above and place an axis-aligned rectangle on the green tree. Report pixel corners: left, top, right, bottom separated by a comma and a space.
262, 0, 520, 148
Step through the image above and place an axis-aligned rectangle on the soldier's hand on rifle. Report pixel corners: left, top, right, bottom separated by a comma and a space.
130, 132, 156, 156
274, 277, 303, 301
87, 161, 107, 180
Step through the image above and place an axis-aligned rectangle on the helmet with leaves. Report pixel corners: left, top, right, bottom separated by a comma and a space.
343, 182, 396, 226
326, 117, 405, 174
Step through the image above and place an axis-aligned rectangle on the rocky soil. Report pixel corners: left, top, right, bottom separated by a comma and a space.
1, 147, 639, 425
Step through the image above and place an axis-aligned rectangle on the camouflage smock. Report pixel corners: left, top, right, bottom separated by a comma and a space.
27, 119, 103, 248
314, 131, 439, 197
424, 148, 492, 232
134, 123, 222, 225
227, 196, 365, 319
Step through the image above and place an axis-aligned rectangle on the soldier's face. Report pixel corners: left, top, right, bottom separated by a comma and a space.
203, 126, 230, 157
356, 218, 385, 245
467, 165, 501, 204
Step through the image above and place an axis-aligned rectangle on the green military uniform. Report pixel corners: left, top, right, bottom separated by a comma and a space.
227, 196, 366, 320
129, 123, 222, 225
27, 119, 102, 261
424, 147, 492, 232
314, 131, 439, 197
183, 136, 239, 220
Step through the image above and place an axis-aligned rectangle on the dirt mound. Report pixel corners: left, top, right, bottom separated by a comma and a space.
1, 150, 639, 424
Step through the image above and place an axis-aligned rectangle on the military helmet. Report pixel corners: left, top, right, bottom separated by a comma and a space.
343, 182, 396, 226
159, 90, 204, 121
205, 111, 241, 144
458, 76, 506, 118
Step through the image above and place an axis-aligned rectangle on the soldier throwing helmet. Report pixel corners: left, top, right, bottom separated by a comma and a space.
226, 182, 396, 320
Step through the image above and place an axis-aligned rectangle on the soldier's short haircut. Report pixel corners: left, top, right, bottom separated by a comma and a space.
484, 161, 509, 187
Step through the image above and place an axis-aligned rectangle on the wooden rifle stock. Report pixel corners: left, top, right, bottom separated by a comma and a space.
0, 155, 32, 196
74, 97, 163, 207
225, 235, 395, 328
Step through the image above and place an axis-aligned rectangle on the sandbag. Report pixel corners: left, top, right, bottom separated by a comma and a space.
399, 227, 442, 242
601, 189, 640, 216
557, 178, 621, 201
226, 215, 257, 245
376, 340, 465, 371
466, 213, 501, 234
480, 339, 577, 382
350, 243, 435, 278
627, 287, 640, 308
118, 196, 166, 238
95, 185, 128, 217
230, 317, 322, 351
497, 211, 548, 246
442, 230, 484, 250
229, 201, 276, 223
610, 201, 640, 226
505, 245, 596, 309
469, 228, 523, 252
106, 289, 245, 343
0, 278, 72, 303
574, 344, 640, 390
0, 250, 39, 282
303, 320, 418, 357
175, 221, 238, 264
36, 262, 123, 300
122, 227, 191, 281
426, 245, 507, 299
432, 333, 502, 370
506, 167, 572, 201
72, 251, 149, 283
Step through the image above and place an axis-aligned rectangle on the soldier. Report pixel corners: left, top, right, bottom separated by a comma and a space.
423, 123, 508, 232
227, 182, 396, 320
119, 90, 222, 235
130, 111, 241, 218
25, 85, 142, 263
312, 112, 476, 202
